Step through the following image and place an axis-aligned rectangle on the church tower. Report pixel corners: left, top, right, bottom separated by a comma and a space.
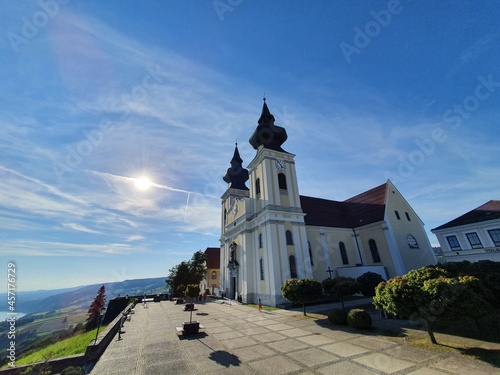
247, 99, 313, 306
220, 99, 312, 307
220, 143, 249, 301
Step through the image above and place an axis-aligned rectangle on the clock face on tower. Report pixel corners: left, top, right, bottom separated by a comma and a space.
275, 159, 286, 171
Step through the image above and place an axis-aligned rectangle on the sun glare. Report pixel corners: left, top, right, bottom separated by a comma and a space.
134, 176, 152, 190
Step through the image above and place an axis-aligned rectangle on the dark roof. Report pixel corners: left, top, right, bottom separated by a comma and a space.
204, 247, 220, 269
432, 200, 500, 231
300, 183, 387, 229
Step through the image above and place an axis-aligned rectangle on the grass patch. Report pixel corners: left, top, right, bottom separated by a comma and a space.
405, 336, 500, 367
12, 327, 106, 366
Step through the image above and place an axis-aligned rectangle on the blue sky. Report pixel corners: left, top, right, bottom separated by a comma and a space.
1, 1, 499, 292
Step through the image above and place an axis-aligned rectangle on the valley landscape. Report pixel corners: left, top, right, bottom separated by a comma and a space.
0, 277, 168, 367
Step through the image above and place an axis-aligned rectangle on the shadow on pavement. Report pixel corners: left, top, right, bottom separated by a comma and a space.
209, 350, 241, 367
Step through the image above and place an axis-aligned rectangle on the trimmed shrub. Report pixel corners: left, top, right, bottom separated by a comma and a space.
356, 272, 385, 297
347, 309, 372, 329
328, 309, 348, 325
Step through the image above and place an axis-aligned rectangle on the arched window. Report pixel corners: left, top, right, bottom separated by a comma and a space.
339, 242, 349, 265
369, 239, 381, 263
308, 241, 313, 266
255, 178, 261, 195
260, 258, 265, 280
286, 230, 293, 245
259, 233, 263, 248
278, 173, 287, 190
211, 271, 217, 280
289, 255, 297, 278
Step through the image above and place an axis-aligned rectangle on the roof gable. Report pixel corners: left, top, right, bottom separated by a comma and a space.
204, 247, 220, 268
300, 182, 387, 229
432, 200, 500, 231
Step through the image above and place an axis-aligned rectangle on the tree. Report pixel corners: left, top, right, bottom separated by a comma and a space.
322, 277, 361, 310
167, 251, 207, 292
373, 267, 492, 344
185, 284, 201, 323
85, 285, 106, 331
281, 278, 323, 316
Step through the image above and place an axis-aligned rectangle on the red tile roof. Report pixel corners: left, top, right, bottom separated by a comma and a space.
204, 247, 220, 268
300, 183, 387, 228
432, 200, 500, 231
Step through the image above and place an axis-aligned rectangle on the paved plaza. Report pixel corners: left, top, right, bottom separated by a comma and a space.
89, 300, 498, 375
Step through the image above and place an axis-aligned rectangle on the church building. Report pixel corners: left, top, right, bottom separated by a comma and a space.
220, 100, 437, 307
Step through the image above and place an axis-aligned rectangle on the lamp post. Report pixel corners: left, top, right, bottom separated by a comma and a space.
118, 312, 127, 340
94, 306, 106, 344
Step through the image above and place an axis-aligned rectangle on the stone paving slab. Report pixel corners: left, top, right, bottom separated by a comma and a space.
89, 300, 499, 375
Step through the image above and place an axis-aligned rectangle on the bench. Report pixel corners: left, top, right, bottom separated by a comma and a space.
175, 324, 205, 335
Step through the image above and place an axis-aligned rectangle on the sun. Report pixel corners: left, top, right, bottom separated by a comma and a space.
134, 176, 152, 190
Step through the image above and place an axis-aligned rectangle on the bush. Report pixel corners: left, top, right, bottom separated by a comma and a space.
356, 272, 385, 297
328, 309, 348, 325
347, 309, 372, 329
322, 277, 361, 309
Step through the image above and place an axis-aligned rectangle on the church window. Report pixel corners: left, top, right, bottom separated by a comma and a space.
406, 234, 419, 248
405, 212, 411, 221
211, 271, 217, 279
223, 209, 227, 224
488, 229, 500, 246
260, 258, 264, 280
286, 230, 293, 245
394, 211, 401, 220
466, 232, 483, 249
278, 173, 287, 190
446, 235, 461, 251
368, 239, 381, 263
255, 178, 261, 195
308, 241, 313, 266
339, 242, 349, 265
259, 233, 263, 248
289, 255, 297, 278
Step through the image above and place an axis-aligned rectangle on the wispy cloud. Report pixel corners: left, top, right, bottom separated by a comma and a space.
62, 223, 102, 234
126, 235, 144, 242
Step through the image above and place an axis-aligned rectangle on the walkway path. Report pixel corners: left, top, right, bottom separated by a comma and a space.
89, 300, 498, 375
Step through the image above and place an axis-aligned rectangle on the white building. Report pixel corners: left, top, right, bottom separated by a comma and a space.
431, 200, 500, 263
220, 100, 437, 306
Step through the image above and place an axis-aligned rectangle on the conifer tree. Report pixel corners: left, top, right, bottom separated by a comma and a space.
85, 285, 106, 331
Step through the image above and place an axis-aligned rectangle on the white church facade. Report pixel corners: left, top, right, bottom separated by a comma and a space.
220, 100, 437, 306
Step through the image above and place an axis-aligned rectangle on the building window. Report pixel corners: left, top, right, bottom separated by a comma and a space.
405, 212, 411, 221
278, 173, 287, 190
259, 233, 263, 248
368, 239, 381, 263
466, 232, 483, 249
211, 271, 217, 280
394, 211, 401, 220
406, 234, 419, 248
488, 229, 500, 246
339, 242, 349, 265
223, 208, 227, 223
260, 258, 265, 280
308, 241, 313, 266
255, 178, 261, 195
289, 255, 297, 278
286, 230, 293, 245
446, 235, 461, 251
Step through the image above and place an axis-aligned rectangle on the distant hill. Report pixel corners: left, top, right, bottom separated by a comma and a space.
1, 277, 169, 314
